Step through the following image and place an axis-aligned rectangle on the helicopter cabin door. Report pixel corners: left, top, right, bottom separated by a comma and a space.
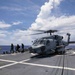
46, 39, 56, 54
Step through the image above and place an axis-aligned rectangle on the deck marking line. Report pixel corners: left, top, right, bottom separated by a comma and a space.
20, 59, 30, 63
0, 59, 30, 63
0, 62, 18, 69
20, 62, 75, 71
0, 59, 75, 71
0, 59, 30, 69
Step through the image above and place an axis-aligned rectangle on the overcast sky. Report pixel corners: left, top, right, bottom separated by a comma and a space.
0, 0, 75, 45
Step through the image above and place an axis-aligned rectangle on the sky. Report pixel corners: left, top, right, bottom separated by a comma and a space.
0, 0, 75, 45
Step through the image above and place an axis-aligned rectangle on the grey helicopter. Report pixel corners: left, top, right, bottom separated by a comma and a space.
28, 29, 75, 55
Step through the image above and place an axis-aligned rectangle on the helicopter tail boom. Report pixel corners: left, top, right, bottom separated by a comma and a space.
69, 41, 75, 44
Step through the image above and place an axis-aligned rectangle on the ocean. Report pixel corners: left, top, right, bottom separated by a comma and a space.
0, 45, 30, 54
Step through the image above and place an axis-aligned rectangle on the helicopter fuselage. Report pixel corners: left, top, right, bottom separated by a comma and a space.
29, 35, 68, 55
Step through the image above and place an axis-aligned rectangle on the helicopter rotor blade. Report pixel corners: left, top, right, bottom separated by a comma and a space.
25, 32, 44, 36
29, 29, 58, 35
29, 29, 45, 32
29, 29, 58, 32
26, 29, 58, 35
24, 26, 75, 36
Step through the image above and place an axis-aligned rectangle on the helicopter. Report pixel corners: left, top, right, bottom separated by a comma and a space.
27, 29, 75, 55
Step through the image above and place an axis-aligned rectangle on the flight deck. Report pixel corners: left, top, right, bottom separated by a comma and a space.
0, 50, 75, 75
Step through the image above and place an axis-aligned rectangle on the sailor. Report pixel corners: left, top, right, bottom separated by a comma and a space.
10, 43, 14, 53
16, 44, 20, 52
21, 43, 24, 53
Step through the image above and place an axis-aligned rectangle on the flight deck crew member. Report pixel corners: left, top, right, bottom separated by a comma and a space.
21, 43, 24, 53
16, 44, 20, 52
10, 43, 14, 53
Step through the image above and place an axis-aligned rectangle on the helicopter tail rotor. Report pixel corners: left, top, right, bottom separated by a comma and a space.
66, 33, 75, 44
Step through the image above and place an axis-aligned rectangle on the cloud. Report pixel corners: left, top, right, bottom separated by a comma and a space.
0, 30, 11, 39
37, 0, 62, 19
12, 21, 23, 25
0, 21, 11, 29
28, 0, 75, 41
0, 30, 11, 45
0, 5, 40, 12
0, 29, 32, 45
0, 6, 23, 11
1, 0, 75, 45
9, 30, 32, 45
29, 0, 63, 30
0, 34, 6, 38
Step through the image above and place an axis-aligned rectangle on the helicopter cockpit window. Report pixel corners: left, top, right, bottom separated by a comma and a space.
33, 39, 38, 45
46, 40, 50, 45
40, 40, 45, 44
33, 39, 45, 45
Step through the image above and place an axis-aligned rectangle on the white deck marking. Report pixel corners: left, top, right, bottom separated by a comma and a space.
0, 59, 30, 63
0, 62, 18, 69
0, 58, 75, 71
21, 62, 75, 71
66, 50, 75, 55
31, 53, 37, 55
20, 59, 30, 63
0, 59, 30, 69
